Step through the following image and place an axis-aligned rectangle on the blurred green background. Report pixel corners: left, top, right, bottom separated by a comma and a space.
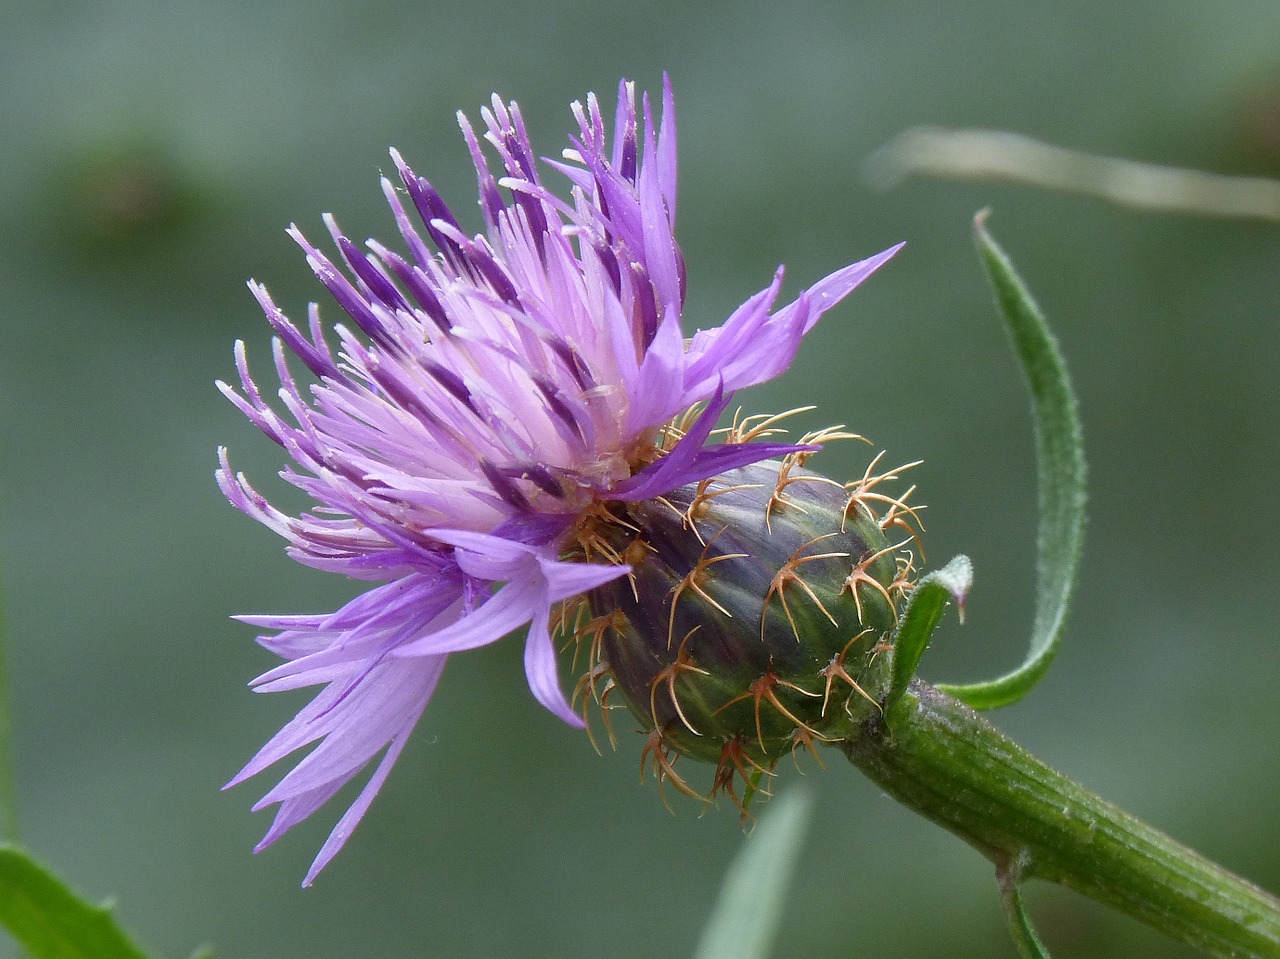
2, 1, 1278, 957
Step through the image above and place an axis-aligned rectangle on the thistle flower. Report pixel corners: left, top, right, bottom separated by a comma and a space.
218, 76, 901, 884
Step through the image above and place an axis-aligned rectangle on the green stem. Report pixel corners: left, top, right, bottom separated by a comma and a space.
841, 680, 1280, 958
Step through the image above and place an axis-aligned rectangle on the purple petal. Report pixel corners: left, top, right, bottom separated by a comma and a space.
391, 574, 541, 657
790, 242, 904, 334
655, 74, 677, 223
625, 309, 687, 432
523, 604, 584, 728
682, 270, 788, 395
536, 553, 631, 602
609, 385, 730, 500
427, 527, 536, 580
301, 726, 416, 887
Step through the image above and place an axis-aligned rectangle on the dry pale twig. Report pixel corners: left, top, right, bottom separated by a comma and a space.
865, 126, 1280, 221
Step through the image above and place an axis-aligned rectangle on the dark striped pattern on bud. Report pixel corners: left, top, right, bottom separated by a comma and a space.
568, 454, 919, 803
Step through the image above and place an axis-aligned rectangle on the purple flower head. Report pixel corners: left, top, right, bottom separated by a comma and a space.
218, 76, 901, 885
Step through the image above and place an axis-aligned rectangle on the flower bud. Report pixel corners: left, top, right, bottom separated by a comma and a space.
569, 453, 918, 800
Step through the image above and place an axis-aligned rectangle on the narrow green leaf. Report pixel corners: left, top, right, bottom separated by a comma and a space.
938, 214, 1086, 710
998, 857, 1053, 959
1001, 886, 1053, 959
0, 846, 155, 959
693, 788, 813, 959
886, 555, 973, 715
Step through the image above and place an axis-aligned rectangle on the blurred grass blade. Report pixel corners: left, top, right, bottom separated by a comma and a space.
0, 565, 16, 843
693, 788, 813, 959
938, 215, 1086, 710
0, 846, 154, 959
0, 567, 24, 959
886, 555, 973, 714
